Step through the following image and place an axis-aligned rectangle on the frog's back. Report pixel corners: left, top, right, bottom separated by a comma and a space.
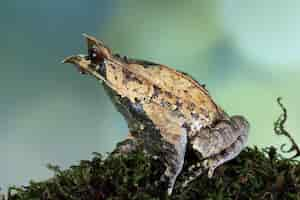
123, 58, 223, 124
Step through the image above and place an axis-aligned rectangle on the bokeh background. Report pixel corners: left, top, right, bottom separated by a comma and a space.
1, 0, 300, 191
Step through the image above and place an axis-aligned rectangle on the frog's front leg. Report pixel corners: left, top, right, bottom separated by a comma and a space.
160, 132, 188, 195
113, 130, 187, 196
186, 115, 249, 186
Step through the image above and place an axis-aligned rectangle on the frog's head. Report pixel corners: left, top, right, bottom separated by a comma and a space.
62, 34, 113, 82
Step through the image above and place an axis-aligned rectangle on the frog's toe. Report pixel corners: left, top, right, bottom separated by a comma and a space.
202, 159, 216, 178
207, 167, 216, 178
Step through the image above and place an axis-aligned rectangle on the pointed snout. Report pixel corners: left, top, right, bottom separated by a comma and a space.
62, 55, 84, 64
62, 34, 111, 80
62, 54, 91, 75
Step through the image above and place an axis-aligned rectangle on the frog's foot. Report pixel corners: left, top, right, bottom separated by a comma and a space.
182, 163, 203, 188
187, 115, 249, 185
204, 115, 249, 178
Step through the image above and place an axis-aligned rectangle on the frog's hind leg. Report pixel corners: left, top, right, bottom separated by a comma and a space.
185, 115, 249, 186
205, 115, 249, 177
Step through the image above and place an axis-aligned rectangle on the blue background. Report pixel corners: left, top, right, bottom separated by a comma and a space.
1, 0, 299, 191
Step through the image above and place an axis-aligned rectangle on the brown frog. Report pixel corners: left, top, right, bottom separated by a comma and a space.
63, 34, 250, 195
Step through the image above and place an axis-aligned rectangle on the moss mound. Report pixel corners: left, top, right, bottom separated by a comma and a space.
5, 147, 300, 200
4, 98, 300, 200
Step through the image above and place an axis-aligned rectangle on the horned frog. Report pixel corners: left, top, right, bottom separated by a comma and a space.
63, 34, 249, 195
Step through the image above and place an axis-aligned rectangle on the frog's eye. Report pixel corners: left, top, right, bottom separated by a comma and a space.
88, 47, 103, 64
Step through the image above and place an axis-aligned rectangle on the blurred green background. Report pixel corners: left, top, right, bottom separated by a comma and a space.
1, 0, 300, 191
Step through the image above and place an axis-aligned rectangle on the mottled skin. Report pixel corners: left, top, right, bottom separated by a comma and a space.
63, 34, 250, 195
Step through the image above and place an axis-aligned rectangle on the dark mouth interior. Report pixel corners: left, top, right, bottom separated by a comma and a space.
84, 55, 90, 60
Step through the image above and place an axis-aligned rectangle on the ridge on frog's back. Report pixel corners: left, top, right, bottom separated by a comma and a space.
115, 56, 224, 125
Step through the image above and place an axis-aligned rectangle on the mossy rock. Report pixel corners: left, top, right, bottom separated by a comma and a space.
5, 145, 300, 200
5, 98, 300, 199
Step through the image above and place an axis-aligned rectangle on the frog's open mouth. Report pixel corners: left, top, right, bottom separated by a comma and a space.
62, 54, 91, 74
62, 54, 109, 85
62, 34, 113, 82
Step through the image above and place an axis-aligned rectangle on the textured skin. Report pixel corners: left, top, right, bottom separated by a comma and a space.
63, 34, 250, 195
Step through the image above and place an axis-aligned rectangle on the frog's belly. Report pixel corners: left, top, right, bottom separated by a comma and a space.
142, 103, 185, 140
142, 102, 212, 149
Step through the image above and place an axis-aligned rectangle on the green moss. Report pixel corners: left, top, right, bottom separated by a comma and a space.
5, 147, 300, 200
4, 98, 300, 200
